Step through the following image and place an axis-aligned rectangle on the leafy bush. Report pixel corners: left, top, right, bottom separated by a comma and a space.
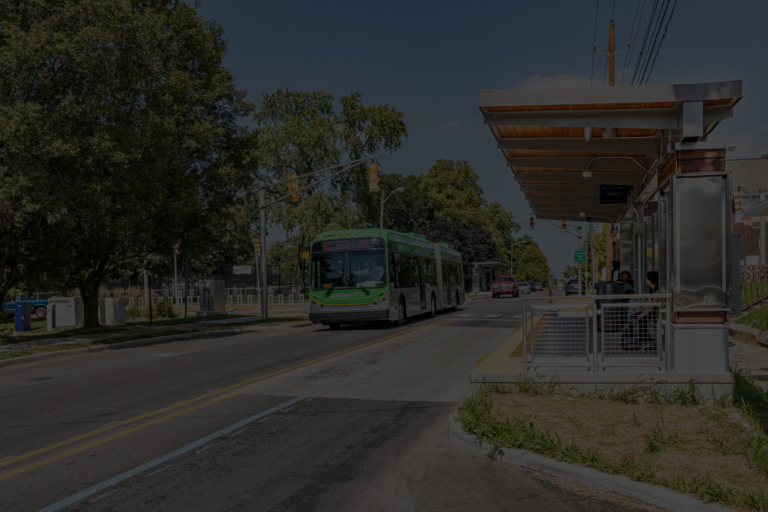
153, 299, 177, 319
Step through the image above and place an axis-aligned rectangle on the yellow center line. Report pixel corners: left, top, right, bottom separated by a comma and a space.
0, 318, 452, 478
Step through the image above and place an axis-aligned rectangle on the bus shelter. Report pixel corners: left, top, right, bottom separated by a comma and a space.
474, 81, 743, 396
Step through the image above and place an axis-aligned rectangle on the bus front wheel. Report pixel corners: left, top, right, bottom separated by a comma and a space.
428, 295, 436, 318
393, 298, 406, 327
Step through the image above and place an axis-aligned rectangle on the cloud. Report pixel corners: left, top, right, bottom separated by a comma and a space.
518, 73, 593, 90
726, 125, 768, 159
439, 120, 464, 131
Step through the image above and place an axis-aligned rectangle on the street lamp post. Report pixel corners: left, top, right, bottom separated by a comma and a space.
380, 187, 405, 229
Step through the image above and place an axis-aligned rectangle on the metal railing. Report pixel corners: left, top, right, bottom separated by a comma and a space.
742, 264, 768, 309
521, 294, 671, 373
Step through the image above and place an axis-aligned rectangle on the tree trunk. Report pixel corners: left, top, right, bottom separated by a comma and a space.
130, 271, 139, 287
296, 266, 305, 296
79, 275, 103, 328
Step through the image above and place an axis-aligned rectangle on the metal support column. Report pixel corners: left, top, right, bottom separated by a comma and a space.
260, 183, 268, 320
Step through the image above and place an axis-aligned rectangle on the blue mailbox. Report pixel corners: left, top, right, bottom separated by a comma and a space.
15, 302, 31, 332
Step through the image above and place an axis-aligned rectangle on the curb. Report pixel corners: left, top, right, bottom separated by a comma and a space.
447, 414, 733, 512
0, 321, 314, 369
729, 323, 768, 348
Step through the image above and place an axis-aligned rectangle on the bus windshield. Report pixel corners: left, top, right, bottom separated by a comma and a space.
311, 250, 387, 291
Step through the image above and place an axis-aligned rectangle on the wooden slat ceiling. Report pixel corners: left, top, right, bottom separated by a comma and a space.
480, 82, 742, 222
496, 125, 658, 138
487, 101, 675, 111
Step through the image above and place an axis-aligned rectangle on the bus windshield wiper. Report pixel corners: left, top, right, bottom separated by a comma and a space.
348, 272, 368, 294
325, 273, 346, 296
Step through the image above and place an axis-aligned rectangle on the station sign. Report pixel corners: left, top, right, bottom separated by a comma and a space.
232, 266, 251, 275
574, 250, 587, 263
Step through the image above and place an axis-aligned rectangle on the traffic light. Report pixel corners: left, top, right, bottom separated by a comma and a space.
254, 239, 261, 254
289, 173, 298, 202
368, 163, 380, 192
529, 216, 534, 230
561, 220, 567, 233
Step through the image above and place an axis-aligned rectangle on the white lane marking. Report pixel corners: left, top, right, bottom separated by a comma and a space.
0, 455, 14, 463
195, 445, 214, 454
483, 314, 502, 318
456, 314, 473, 317
149, 353, 187, 358
89, 490, 119, 503
144, 464, 175, 477
305, 397, 313, 402
99, 421, 119, 428
259, 417, 270, 423
230, 429, 246, 437
283, 406, 295, 412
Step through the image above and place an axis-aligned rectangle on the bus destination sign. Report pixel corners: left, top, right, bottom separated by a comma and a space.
317, 238, 384, 251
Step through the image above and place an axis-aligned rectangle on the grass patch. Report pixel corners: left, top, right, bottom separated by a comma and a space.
0, 313, 256, 344
456, 376, 768, 511
735, 304, 768, 332
0, 316, 309, 362
0, 343, 93, 361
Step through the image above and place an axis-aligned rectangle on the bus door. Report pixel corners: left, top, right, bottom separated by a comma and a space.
418, 258, 426, 311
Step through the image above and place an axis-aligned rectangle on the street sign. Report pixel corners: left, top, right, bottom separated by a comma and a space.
232, 265, 251, 275
300, 251, 309, 261
272, 266, 280, 275
574, 250, 587, 263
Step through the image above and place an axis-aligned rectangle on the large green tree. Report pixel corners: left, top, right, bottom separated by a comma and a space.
251, 89, 407, 294
516, 244, 551, 283
0, 0, 255, 326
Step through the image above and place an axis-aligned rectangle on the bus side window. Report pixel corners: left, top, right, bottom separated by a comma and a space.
397, 256, 410, 288
389, 254, 398, 288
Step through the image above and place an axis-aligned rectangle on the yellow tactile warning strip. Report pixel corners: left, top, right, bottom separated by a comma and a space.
473, 316, 544, 375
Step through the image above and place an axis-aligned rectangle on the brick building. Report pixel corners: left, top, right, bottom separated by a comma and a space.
730, 158, 768, 265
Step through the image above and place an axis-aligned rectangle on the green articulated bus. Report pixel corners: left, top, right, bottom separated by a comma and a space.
308, 228, 465, 329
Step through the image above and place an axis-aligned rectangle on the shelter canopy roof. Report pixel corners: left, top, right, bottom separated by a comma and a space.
479, 81, 742, 222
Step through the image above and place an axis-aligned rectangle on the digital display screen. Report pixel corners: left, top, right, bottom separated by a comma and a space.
600, 185, 631, 204
313, 238, 385, 252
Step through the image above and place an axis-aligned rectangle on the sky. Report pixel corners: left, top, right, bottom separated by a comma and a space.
197, 0, 768, 276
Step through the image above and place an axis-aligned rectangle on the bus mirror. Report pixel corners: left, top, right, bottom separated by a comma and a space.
299, 258, 306, 271
393, 254, 401, 267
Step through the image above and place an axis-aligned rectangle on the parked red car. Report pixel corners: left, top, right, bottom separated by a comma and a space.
492, 275, 518, 298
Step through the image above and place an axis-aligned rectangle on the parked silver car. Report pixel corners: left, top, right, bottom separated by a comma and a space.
518, 282, 531, 294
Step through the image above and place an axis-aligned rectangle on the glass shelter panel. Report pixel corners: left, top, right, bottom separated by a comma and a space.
673, 174, 730, 311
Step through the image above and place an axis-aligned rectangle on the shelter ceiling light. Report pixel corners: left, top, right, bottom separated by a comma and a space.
584, 127, 592, 142
583, 171, 593, 179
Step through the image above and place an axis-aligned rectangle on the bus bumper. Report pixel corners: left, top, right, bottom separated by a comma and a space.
309, 310, 390, 324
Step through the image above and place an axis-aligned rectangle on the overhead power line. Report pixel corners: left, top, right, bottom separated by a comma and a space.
638, 0, 671, 85
590, 0, 600, 87
621, 0, 646, 85
630, 0, 661, 85
643, 0, 678, 84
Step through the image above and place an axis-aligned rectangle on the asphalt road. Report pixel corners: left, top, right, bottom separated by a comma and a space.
0, 292, 657, 512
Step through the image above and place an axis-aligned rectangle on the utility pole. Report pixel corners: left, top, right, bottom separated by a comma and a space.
510, 240, 515, 275
609, 19, 615, 86
761, 188, 766, 265
259, 182, 268, 320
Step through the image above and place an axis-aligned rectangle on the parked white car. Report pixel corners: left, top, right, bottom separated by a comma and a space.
518, 282, 531, 294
